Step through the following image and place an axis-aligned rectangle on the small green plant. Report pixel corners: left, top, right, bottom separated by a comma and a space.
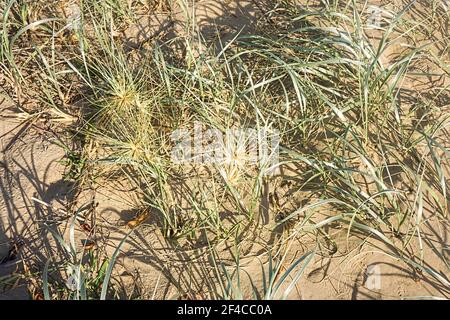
210, 243, 316, 300
42, 203, 134, 300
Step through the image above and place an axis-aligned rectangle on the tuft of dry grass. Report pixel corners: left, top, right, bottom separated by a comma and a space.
1, 0, 449, 299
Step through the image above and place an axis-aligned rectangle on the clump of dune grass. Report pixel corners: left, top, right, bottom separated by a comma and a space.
1, 0, 449, 299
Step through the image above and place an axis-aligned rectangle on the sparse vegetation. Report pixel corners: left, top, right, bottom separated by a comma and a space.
0, 0, 449, 300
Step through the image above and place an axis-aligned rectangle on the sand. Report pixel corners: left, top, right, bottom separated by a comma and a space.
0, 0, 448, 299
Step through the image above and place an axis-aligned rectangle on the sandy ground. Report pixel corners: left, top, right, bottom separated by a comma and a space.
1, 107, 447, 299
0, 0, 449, 299
0, 102, 68, 298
